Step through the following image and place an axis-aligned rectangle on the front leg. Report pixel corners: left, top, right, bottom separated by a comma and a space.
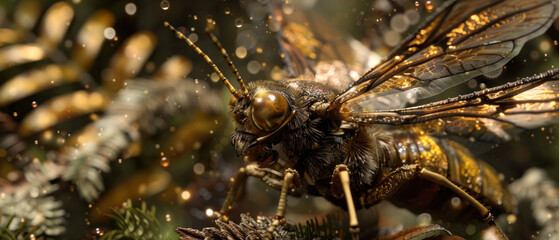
265, 168, 301, 238
332, 164, 360, 240
217, 164, 300, 221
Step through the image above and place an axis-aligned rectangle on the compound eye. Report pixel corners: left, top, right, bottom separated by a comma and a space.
251, 91, 289, 132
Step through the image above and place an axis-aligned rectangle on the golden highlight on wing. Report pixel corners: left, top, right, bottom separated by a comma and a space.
347, 68, 559, 141
329, 0, 559, 111
270, 1, 380, 91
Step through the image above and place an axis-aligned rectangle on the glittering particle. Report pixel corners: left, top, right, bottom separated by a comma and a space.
405, 9, 420, 24
160, 156, 169, 167
425, 1, 434, 11
188, 33, 198, 43
540, 40, 551, 51
416, 213, 432, 226
390, 13, 409, 33
181, 190, 191, 200
205, 208, 214, 217
247, 60, 261, 74
235, 46, 247, 59
124, 3, 136, 15
160, 0, 170, 10
450, 197, 461, 208
103, 27, 116, 40
507, 214, 517, 224
234, 18, 244, 28
282, 3, 294, 15
193, 163, 205, 175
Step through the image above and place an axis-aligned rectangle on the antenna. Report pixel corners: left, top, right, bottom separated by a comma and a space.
205, 23, 249, 97
164, 22, 243, 99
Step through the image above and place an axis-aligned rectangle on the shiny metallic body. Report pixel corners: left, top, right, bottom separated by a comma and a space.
380, 131, 513, 219
251, 81, 513, 222
168, 0, 559, 238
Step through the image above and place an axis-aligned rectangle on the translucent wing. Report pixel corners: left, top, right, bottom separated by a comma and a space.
269, 1, 381, 91
347, 69, 559, 142
329, 0, 559, 111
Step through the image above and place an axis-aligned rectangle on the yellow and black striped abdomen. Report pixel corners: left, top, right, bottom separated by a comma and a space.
385, 131, 513, 218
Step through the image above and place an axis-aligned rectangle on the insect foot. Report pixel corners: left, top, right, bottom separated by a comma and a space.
265, 168, 301, 237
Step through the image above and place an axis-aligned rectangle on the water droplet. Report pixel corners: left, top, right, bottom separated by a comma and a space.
165, 213, 172, 222
205, 208, 214, 217
193, 163, 205, 175
12, 112, 17, 117
160, 0, 170, 10
103, 27, 116, 40
425, 1, 434, 11
450, 197, 461, 208
181, 190, 191, 200
160, 157, 169, 167
224, 7, 231, 15
416, 213, 432, 226
247, 60, 261, 74
467, 79, 477, 89
31, 101, 38, 108
125, 3, 137, 15
507, 214, 517, 224
390, 14, 409, 33
235, 46, 247, 59
234, 18, 244, 28
282, 3, 294, 15
383, 30, 401, 47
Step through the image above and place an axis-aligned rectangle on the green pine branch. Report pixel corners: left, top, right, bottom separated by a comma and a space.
0, 214, 41, 240
100, 200, 177, 240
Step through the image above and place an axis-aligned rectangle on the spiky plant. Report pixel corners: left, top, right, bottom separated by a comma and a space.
0, 215, 40, 240
0, 0, 223, 237
100, 200, 177, 240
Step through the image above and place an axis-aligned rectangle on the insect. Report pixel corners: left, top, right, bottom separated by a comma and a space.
166, 0, 559, 238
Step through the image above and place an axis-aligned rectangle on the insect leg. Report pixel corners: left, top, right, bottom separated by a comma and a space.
359, 164, 419, 206
333, 164, 360, 240
418, 168, 509, 240
217, 164, 286, 221
266, 168, 301, 236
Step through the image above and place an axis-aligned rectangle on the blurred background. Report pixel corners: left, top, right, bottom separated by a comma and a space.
0, 0, 558, 239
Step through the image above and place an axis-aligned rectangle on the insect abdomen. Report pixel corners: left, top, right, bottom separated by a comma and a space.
385, 132, 513, 220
